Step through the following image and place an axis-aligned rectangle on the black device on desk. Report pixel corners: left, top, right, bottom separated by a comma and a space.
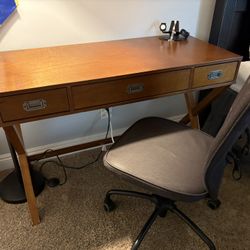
159, 20, 189, 41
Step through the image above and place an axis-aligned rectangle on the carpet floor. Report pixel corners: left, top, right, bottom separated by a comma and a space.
0, 149, 250, 250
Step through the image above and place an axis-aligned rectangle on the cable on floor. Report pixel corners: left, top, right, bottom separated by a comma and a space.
33, 108, 112, 187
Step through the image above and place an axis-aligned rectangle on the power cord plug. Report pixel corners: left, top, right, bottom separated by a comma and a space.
46, 177, 60, 187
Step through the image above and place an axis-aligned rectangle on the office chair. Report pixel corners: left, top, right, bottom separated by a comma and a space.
102, 77, 250, 250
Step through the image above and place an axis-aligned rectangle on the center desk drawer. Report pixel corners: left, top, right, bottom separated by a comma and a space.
0, 88, 69, 122
192, 62, 238, 88
72, 69, 190, 109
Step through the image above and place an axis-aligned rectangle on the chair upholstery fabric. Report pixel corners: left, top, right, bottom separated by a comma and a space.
104, 118, 213, 197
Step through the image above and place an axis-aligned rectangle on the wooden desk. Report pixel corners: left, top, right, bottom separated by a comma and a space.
0, 36, 241, 225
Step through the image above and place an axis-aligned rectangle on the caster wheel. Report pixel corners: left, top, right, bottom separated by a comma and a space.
207, 199, 221, 210
104, 197, 116, 212
159, 209, 167, 218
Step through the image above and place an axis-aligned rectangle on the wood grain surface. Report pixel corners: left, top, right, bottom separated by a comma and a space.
0, 36, 241, 95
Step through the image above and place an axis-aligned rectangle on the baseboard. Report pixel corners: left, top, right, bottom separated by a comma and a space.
0, 114, 184, 171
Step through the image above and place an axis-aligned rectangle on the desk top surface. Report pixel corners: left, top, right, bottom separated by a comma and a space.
0, 36, 241, 94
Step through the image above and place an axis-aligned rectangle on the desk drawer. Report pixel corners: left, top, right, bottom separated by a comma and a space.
192, 62, 238, 88
72, 69, 190, 109
0, 88, 69, 122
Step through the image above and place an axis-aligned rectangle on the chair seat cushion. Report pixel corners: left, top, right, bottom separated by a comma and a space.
104, 117, 213, 196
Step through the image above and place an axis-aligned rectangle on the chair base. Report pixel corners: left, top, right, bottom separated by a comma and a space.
104, 189, 216, 250
207, 199, 221, 210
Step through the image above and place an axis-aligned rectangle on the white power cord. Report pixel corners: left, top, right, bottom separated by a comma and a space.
109, 116, 115, 143
102, 108, 115, 151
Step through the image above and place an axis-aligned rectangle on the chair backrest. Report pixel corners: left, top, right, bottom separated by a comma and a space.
205, 76, 250, 199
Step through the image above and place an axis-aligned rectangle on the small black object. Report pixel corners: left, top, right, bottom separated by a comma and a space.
175, 21, 179, 33
159, 23, 167, 32
0, 169, 45, 204
207, 199, 221, 210
159, 22, 171, 40
0, 141, 45, 204
169, 20, 175, 32
158, 208, 168, 218
104, 197, 116, 212
232, 158, 242, 181
47, 177, 60, 187
178, 29, 190, 39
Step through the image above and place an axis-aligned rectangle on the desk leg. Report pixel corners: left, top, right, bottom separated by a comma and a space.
3, 125, 40, 225
181, 86, 227, 126
184, 92, 200, 129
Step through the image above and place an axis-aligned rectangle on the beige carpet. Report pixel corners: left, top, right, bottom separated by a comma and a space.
0, 149, 250, 250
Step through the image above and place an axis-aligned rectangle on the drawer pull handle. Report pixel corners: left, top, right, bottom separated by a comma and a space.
207, 70, 223, 80
127, 84, 144, 94
23, 99, 47, 112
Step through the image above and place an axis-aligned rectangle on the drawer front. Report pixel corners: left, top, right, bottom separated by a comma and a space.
192, 62, 238, 88
0, 88, 69, 122
72, 69, 190, 109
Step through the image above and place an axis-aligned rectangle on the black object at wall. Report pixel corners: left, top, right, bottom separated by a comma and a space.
209, 0, 250, 60
0, 140, 45, 204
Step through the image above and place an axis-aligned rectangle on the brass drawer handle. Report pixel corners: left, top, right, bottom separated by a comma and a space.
207, 70, 223, 80
127, 84, 144, 94
23, 99, 47, 112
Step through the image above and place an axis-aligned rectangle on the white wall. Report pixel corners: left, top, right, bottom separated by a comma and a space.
0, 0, 216, 169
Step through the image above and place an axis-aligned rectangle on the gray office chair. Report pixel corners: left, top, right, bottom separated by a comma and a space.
103, 77, 250, 250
